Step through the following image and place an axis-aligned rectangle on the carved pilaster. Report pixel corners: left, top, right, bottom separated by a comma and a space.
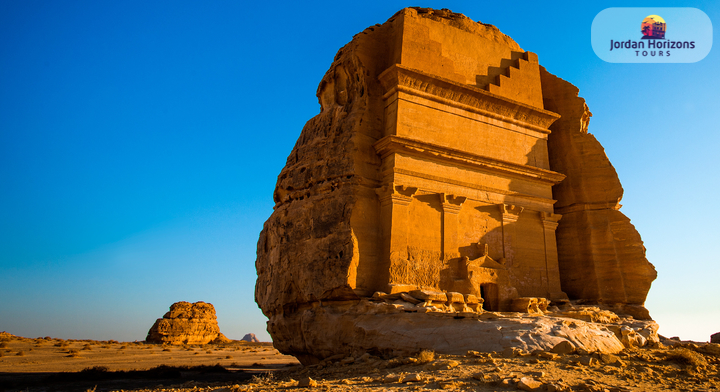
498, 204, 523, 267
439, 194, 466, 257
377, 184, 418, 288
541, 212, 567, 301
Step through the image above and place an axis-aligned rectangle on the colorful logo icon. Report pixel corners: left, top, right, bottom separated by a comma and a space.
641, 15, 666, 39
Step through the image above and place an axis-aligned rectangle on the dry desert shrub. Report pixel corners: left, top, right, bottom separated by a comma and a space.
16, 351, 25, 356
119, 345, 127, 350
225, 355, 232, 359
82, 344, 92, 350
0, 342, 7, 348
417, 350, 435, 364
162, 348, 171, 352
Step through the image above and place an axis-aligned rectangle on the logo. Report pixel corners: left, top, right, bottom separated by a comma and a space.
592, 8, 712, 63
641, 15, 666, 39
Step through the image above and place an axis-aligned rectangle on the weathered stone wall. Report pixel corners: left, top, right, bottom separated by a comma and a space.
255, 13, 404, 336
540, 69, 657, 318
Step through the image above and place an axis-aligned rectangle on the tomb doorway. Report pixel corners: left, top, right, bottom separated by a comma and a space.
480, 283, 499, 311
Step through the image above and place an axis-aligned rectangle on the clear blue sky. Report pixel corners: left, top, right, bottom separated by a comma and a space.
1, 1, 718, 343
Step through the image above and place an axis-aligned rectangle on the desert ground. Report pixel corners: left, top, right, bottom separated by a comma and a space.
1, 332, 719, 392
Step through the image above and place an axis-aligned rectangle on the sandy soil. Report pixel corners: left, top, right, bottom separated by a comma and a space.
0, 336, 297, 373
0, 334, 297, 391
1, 333, 719, 392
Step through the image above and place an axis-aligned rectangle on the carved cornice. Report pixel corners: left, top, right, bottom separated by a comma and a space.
554, 202, 621, 215
374, 135, 566, 186
378, 64, 560, 134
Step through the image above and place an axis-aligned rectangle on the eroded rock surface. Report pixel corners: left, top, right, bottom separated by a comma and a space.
540, 70, 657, 317
146, 301, 226, 345
271, 298, 661, 364
255, 7, 656, 364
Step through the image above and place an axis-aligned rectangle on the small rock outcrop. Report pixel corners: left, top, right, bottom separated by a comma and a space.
241, 333, 260, 343
711, 332, 720, 344
146, 301, 227, 345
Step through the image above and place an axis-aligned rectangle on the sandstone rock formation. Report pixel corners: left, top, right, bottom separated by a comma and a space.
146, 301, 227, 345
712, 332, 720, 344
540, 71, 657, 319
255, 7, 656, 364
241, 333, 260, 343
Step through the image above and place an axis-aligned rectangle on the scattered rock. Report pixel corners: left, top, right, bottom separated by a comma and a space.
502, 347, 526, 358
297, 377, 318, 387
424, 359, 460, 370
518, 376, 543, 391
537, 351, 559, 360
403, 373, 423, 382
599, 353, 620, 365
551, 340, 576, 354
382, 373, 401, 383
578, 356, 598, 366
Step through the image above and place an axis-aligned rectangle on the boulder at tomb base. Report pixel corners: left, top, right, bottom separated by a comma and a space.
146, 301, 224, 345
255, 7, 657, 364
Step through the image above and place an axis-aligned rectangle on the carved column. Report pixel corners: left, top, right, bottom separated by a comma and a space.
377, 183, 418, 291
499, 204, 523, 267
541, 212, 568, 301
439, 194, 466, 258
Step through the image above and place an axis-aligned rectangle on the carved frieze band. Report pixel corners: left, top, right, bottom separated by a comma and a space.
378, 64, 560, 133
373, 136, 566, 186
392, 167, 558, 207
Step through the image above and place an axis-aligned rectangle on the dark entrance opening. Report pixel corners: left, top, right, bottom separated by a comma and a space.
480, 283, 499, 311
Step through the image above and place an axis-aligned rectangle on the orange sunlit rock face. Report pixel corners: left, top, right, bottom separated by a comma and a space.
146, 301, 228, 345
255, 7, 656, 364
